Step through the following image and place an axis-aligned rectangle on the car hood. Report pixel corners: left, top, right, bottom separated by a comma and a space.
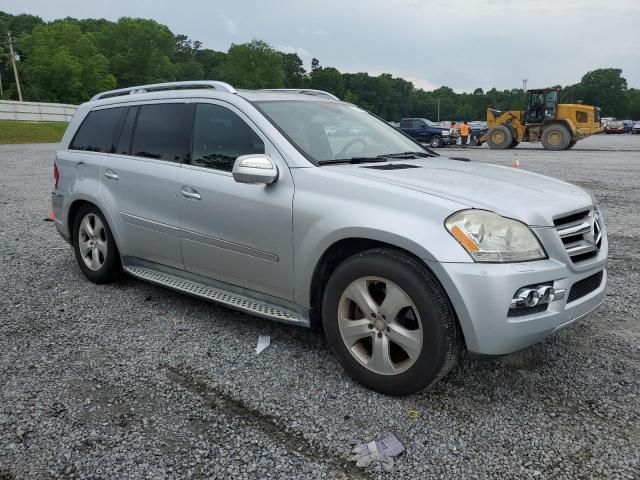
327, 158, 593, 226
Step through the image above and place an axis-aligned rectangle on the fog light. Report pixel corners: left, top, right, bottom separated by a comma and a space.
510, 284, 566, 309
537, 285, 554, 303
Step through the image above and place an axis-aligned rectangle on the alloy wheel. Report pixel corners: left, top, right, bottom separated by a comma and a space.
337, 276, 423, 375
78, 213, 108, 271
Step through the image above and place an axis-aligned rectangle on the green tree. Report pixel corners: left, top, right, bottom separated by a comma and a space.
281, 52, 307, 88
195, 49, 227, 80
91, 17, 176, 87
0, 12, 44, 97
563, 68, 628, 117
17, 22, 115, 103
173, 34, 204, 80
220, 40, 284, 89
310, 67, 344, 98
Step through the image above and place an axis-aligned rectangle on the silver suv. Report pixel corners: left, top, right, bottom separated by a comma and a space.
52, 81, 608, 395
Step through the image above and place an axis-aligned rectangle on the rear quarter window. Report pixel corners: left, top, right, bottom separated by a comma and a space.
70, 107, 124, 153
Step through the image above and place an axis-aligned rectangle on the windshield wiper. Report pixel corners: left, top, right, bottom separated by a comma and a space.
383, 150, 440, 158
317, 156, 389, 165
317, 149, 440, 166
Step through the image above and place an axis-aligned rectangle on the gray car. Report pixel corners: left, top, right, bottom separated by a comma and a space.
52, 81, 608, 395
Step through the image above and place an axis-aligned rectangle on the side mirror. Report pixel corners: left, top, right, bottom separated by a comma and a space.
232, 154, 279, 184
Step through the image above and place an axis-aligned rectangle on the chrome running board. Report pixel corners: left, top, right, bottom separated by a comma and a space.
123, 265, 308, 326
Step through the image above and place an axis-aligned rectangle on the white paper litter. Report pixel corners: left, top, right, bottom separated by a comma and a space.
255, 335, 271, 354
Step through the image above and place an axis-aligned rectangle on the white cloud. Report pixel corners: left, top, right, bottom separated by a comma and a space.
276, 45, 311, 60
403, 76, 439, 92
217, 14, 238, 35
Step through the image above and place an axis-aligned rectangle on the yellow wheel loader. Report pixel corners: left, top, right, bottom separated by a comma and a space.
481, 89, 603, 150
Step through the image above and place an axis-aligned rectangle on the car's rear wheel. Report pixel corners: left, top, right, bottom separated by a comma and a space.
429, 135, 443, 148
73, 204, 122, 283
322, 248, 462, 396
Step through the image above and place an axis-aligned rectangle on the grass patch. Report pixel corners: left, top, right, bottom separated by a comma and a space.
0, 120, 67, 144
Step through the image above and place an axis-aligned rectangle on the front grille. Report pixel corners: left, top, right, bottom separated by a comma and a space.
567, 271, 604, 303
553, 209, 601, 263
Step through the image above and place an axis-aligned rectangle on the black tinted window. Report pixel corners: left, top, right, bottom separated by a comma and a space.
131, 103, 188, 162
115, 106, 138, 155
70, 107, 124, 153
191, 104, 264, 172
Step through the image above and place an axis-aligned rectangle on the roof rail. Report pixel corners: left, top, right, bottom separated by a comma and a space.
259, 88, 340, 101
90, 81, 237, 101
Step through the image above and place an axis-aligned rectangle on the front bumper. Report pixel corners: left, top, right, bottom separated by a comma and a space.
426, 252, 607, 356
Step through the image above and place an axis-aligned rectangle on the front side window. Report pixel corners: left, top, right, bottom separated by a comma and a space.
255, 101, 420, 163
131, 103, 189, 162
70, 107, 124, 153
191, 103, 265, 172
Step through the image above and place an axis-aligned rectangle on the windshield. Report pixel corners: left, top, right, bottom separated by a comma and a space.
254, 100, 422, 163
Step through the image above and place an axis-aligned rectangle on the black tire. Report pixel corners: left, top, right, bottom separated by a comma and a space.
73, 204, 122, 284
429, 135, 443, 148
321, 248, 463, 396
506, 139, 520, 149
567, 140, 577, 149
541, 124, 571, 150
486, 125, 513, 149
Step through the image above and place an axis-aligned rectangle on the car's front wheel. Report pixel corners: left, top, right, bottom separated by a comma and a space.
322, 248, 462, 395
429, 135, 444, 148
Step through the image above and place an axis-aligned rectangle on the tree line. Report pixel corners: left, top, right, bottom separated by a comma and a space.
1, 11, 639, 120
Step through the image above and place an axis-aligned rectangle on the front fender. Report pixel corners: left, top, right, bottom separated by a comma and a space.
291, 168, 471, 307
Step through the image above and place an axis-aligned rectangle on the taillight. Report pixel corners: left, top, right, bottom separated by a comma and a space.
53, 162, 60, 190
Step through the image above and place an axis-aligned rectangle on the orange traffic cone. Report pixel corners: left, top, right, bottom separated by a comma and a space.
512, 158, 520, 169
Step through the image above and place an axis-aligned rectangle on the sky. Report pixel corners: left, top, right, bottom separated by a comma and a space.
3, 0, 640, 92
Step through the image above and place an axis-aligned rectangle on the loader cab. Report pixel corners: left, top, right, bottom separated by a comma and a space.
525, 89, 558, 124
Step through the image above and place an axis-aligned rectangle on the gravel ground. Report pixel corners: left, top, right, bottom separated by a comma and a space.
1, 134, 639, 479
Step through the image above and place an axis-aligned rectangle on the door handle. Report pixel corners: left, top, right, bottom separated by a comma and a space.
104, 169, 118, 180
180, 186, 201, 200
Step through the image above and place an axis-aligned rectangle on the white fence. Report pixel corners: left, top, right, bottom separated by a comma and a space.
0, 100, 77, 122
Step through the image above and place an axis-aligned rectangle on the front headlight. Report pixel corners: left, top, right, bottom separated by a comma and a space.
442, 130, 450, 136
445, 210, 546, 262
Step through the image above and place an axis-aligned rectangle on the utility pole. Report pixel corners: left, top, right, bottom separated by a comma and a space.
7, 31, 22, 102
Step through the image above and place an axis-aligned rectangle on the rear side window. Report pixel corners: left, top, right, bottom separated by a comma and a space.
131, 103, 189, 162
191, 103, 265, 172
70, 107, 124, 153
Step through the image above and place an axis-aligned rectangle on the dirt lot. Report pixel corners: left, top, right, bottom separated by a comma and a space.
1, 134, 639, 479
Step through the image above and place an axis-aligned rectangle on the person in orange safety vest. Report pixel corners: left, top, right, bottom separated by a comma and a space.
460, 121, 471, 145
